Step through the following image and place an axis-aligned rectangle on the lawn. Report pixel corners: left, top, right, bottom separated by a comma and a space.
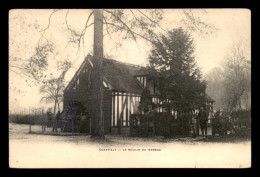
9, 123, 251, 168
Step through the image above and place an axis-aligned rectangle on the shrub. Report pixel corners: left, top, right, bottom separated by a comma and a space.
9, 114, 46, 125
77, 116, 90, 134
130, 112, 191, 137
230, 110, 251, 137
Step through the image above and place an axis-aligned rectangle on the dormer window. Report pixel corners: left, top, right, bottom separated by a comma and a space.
136, 75, 147, 88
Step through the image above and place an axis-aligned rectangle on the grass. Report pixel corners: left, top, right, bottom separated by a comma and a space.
203, 134, 251, 143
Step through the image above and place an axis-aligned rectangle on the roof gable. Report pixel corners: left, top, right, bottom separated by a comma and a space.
65, 54, 150, 93
90, 55, 149, 93
64, 54, 215, 103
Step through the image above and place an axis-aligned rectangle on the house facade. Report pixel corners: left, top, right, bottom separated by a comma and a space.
63, 54, 214, 134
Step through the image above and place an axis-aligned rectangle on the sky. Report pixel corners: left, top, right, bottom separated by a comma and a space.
9, 9, 251, 113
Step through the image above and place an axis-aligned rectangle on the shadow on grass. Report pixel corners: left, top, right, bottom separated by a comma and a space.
27, 131, 251, 144
199, 134, 251, 143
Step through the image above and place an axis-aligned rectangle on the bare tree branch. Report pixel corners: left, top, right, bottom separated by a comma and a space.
104, 22, 153, 43
10, 65, 40, 86
65, 9, 79, 49
103, 16, 121, 47
129, 10, 138, 21
104, 10, 141, 52
75, 11, 94, 57
137, 9, 166, 32
68, 10, 94, 65
37, 9, 61, 48
65, 9, 94, 56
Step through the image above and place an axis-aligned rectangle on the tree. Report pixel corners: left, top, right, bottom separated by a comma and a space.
222, 41, 251, 111
138, 88, 153, 114
22, 39, 72, 116
204, 67, 226, 111
10, 9, 217, 138
39, 60, 71, 115
40, 78, 64, 115
10, 9, 216, 81
24, 42, 55, 81
10, 9, 164, 138
79, 9, 165, 138
205, 40, 251, 112
149, 28, 206, 112
89, 10, 105, 138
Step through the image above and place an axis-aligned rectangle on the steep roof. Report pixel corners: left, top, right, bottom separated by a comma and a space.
65, 54, 215, 103
65, 54, 150, 93
89, 55, 149, 93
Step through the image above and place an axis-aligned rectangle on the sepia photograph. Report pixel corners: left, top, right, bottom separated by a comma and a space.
9, 9, 251, 168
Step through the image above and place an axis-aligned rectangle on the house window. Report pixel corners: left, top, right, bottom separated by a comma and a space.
103, 80, 108, 88
136, 76, 147, 88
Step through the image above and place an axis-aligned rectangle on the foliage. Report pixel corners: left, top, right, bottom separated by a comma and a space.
9, 114, 30, 124
223, 41, 251, 111
205, 67, 225, 110
9, 114, 46, 125
77, 118, 90, 134
103, 9, 164, 44
230, 110, 251, 128
39, 60, 71, 115
153, 112, 178, 137
205, 41, 251, 112
180, 9, 218, 37
138, 88, 154, 113
64, 101, 90, 133
24, 43, 53, 80
130, 112, 191, 137
149, 28, 206, 110
10, 9, 218, 138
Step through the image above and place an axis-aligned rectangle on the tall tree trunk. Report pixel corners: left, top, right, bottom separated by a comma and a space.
90, 9, 105, 138
54, 99, 57, 116
57, 101, 60, 112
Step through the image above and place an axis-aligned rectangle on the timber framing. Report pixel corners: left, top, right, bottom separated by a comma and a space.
63, 54, 215, 134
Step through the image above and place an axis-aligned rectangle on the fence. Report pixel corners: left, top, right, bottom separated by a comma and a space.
28, 115, 90, 135
130, 113, 191, 137
130, 110, 251, 138
9, 114, 46, 125
9, 107, 48, 125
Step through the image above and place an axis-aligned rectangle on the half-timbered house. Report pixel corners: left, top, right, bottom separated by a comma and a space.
63, 54, 214, 134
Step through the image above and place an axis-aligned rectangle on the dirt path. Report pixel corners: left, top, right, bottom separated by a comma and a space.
9, 123, 251, 168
